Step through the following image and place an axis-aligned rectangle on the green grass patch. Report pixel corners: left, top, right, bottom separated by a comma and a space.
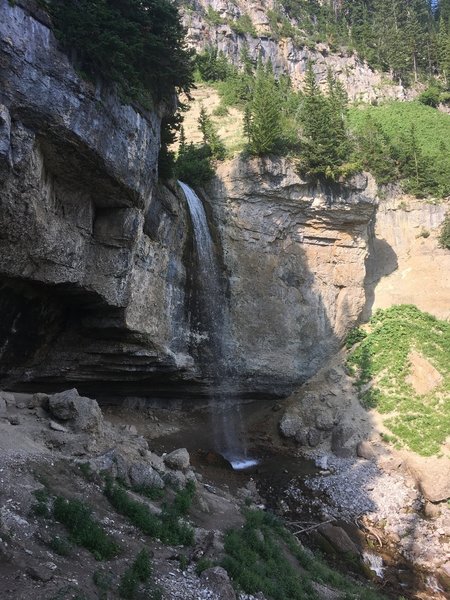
53, 496, 120, 560
347, 305, 450, 456
104, 479, 194, 546
223, 509, 386, 600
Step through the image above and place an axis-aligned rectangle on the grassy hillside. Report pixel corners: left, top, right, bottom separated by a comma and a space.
347, 305, 450, 457
349, 101, 450, 197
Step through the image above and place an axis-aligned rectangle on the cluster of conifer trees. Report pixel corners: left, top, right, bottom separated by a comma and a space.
278, 0, 450, 85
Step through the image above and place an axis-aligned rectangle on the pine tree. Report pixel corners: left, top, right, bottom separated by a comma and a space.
358, 116, 397, 184
245, 61, 282, 156
198, 105, 226, 160
438, 17, 450, 83
298, 63, 351, 179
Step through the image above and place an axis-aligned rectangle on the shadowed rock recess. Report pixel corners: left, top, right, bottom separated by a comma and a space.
0, 0, 378, 400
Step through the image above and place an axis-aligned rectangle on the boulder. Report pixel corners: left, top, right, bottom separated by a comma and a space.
356, 441, 376, 460
164, 448, 190, 471
438, 561, 450, 592
0, 392, 15, 406
30, 393, 49, 409
331, 425, 357, 458
89, 449, 129, 483
0, 396, 7, 418
48, 389, 103, 434
129, 463, 164, 490
317, 523, 359, 558
201, 566, 236, 600
308, 428, 321, 447
406, 455, 450, 503
164, 469, 186, 490
279, 412, 302, 438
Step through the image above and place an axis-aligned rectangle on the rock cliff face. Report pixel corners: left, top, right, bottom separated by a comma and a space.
0, 0, 379, 398
181, 0, 414, 102
206, 157, 377, 393
0, 0, 196, 396
365, 196, 450, 321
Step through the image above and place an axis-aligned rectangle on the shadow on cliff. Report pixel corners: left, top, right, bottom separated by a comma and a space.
361, 216, 398, 322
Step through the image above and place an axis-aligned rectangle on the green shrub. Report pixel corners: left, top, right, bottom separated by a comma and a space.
195, 558, 214, 575
345, 327, 367, 348
175, 143, 214, 187
222, 509, 385, 600
93, 569, 114, 600
53, 496, 120, 560
32, 488, 50, 517
229, 14, 257, 36
439, 212, 450, 249
418, 86, 441, 108
49, 535, 72, 556
349, 102, 450, 198
119, 549, 152, 599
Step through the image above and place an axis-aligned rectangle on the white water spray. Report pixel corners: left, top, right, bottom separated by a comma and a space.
178, 181, 258, 469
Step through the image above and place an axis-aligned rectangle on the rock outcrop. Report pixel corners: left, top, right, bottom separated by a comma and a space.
0, 1, 380, 398
365, 195, 450, 321
181, 0, 415, 103
206, 157, 377, 392
0, 0, 196, 396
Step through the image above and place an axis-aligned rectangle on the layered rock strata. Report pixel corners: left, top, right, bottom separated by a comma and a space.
206, 157, 377, 392
0, 0, 195, 396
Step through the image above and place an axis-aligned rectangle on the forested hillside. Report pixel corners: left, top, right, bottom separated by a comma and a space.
175, 0, 450, 202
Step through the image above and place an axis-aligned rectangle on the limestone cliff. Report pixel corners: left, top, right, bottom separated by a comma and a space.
0, 0, 196, 396
206, 157, 377, 393
0, 0, 391, 398
181, 0, 414, 102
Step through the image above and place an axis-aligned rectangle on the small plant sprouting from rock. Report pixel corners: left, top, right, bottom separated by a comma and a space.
195, 557, 214, 575
32, 488, 51, 517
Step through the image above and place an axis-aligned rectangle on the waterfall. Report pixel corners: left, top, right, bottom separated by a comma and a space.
178, 181, 258, 470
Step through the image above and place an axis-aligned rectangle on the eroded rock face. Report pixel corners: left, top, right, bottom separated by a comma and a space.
206, 157, 377, 391
0, 0, 196, 395
181, 0, 415, 103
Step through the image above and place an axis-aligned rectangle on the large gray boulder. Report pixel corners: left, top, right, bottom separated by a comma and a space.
201, 567, 236, 600
129, 463, 164, 490
164, 448, 190, 471
48, 389, 103, 434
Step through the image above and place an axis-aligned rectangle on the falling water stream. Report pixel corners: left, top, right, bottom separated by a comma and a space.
178, 181, 258, 470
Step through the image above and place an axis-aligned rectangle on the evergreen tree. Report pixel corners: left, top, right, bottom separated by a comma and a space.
198, 105, 226, 160
357, 116, 397, 184
298, 63, 351, 179
438, 17, 450, 83
396, 124, 436, 196
245, 61, 282, 155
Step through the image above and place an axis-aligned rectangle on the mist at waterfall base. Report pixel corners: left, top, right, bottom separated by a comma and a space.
179, 181, 259, 471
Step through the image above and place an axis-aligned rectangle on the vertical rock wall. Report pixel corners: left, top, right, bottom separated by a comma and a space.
207, 157, 377, 393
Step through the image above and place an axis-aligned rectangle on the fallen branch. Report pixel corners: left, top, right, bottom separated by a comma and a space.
293, 519, 334, 535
